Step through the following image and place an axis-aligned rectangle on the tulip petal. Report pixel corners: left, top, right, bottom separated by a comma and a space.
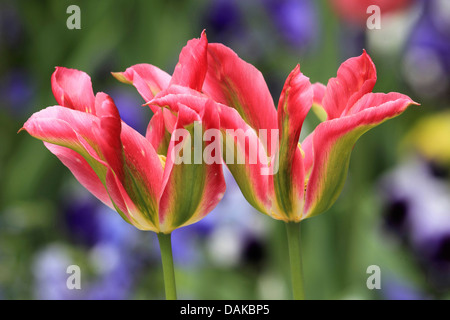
22, 106, 163, 230
145, 108, 173, 155
22, 106, 104, 172
112, 64, 171, 103
312, 82, 326, 107
51, 67, 96, 114
272, 65, 313, 220
218, 104, 272, 216
203, 42, 278, 152
322, 50, 377, 119
304, 96, 418, 218
150, 86, 209, 114
119, 122, 164, 230
44, 142, 140, 226
311, 82, 328, 122
301, 132, 314, 177
93, 93, 124, 181
151, 90, 272, 216
44, 142, 113, 209
169, 31, 208, 92
158, 102, 226, 233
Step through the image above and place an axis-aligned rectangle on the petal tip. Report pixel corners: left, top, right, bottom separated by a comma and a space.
111, 71, 130, 84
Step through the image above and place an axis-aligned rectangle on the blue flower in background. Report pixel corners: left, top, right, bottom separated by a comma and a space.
382, 275, 428, 300
264, 0, 320, 51
402, 0, 450, 98
32, 185, 154, 299
379, 157, 450, 292
32, 244, 77, 300
203, 0, 243, 41
199, 168, 269, 268
0, 69, 35, 118
63, 190, 102, 247
85, 243, 135, 300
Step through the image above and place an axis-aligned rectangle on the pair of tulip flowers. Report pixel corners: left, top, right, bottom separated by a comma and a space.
22, 32, 417, 299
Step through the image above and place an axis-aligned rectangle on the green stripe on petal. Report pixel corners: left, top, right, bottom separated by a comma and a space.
304, 97, 418, 218
159, 103, 225, 232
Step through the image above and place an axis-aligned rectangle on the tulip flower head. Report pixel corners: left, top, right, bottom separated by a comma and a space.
202, 44, 418, 222
21, 66, 226, 234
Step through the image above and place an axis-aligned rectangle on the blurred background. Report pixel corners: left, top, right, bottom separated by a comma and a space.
0, 0, 449, 300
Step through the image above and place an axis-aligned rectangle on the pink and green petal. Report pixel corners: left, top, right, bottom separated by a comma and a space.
44, 142, 113, 209
218, 104, 272, 216
158, 103, 226, 233
150, 89, 272, 215
22, 108, 138, 224
311, 82, 328, 122
51, 67, 96, 114
93, 93, 124, 181
44, 142, 139, 226
21, 107, 104, 172
203, 43, 278, 142
146, 108, 173, 155
300, 132, 314, 178
105, 167, 159, 232
322, 50, 377, 119
120, 122, 164, 229
112, 64, 171, 103
272, 65, 312, 220
148, 83, 213, 115
345, 92, 414, 115
169, 30, 208, 92
304, 96, 418, 218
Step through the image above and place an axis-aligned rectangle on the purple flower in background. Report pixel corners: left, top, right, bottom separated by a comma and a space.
382, 275, 428, 300
85, 243, 135, 300
203, 0, 243, 40
379, 157, 450, 291
32, 244, 79, 300
402, 0, 450, 98
265, 0, 320, 50
201, 168, 269, 268
32, 186, 154, 300
63, 191, 102, 247
32, 242, 137, 300
0, 69, 35, 117
201, 0, 265, 59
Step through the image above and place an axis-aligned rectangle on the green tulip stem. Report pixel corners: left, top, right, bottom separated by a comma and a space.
285, 222, 305, 300
157, 232, 177, 300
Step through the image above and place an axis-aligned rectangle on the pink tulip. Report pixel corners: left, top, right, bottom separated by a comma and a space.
202, 45, 418, 221
21, 65, 226, 234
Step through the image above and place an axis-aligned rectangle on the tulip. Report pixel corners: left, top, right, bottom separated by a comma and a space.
20, 65, 226, 299
200, 44, 417, 298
